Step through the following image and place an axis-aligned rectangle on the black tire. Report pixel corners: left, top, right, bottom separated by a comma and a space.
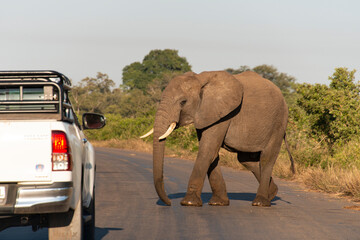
83, 187, 95, 240
48, 196, 83, 240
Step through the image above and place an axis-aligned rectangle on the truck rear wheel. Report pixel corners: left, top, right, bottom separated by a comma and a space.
83, 187, 95, 240
48, 196, 83, 240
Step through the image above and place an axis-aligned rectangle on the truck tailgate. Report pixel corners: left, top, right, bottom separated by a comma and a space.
0, 121, 52, 182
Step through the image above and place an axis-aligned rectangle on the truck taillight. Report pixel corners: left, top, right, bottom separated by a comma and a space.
51, 131, 71, 171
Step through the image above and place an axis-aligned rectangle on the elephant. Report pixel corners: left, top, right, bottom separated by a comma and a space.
141, 70, 295, 207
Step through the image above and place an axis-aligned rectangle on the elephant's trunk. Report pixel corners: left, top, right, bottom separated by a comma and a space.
152, 108, 175, 206
153, 135, 171, 205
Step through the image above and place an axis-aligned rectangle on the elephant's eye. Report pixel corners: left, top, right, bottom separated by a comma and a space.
180, 100, 187, 106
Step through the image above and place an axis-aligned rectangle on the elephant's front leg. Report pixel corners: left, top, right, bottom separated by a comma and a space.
207, 156, 229, 206
181, 121, 230, 207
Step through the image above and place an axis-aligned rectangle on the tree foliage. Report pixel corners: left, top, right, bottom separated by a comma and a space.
70, 74, 157, 118
296, 67, 359, 147
106, 89, 157, 118
122, 49, 192, 92
70, 49, 192, 117
70, 72, 115, 114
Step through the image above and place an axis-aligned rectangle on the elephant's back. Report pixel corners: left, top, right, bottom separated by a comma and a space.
226, 71, 287, 151
234, 71, 283, 99
234, 71, 286, 111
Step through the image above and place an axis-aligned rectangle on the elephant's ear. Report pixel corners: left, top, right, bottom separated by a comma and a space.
194, 71, 243, 129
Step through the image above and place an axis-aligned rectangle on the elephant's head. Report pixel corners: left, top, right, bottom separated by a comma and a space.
144, 71, 243, 205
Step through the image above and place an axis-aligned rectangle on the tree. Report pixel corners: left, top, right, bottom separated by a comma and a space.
146, 72, 181, 103
224, 65, 251, 75
297, 67, 359, 147
122, 49, 192, 92
122, 62, 149, 91
114, 89, 156, 118
70, 73, 115, 114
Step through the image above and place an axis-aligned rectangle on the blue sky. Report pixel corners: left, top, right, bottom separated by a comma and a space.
1, 0, 359, 86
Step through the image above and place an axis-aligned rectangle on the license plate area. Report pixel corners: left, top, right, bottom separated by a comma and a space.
0, 186, 6, 205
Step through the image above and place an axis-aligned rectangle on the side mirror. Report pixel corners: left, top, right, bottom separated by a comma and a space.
82, 113, 106, 129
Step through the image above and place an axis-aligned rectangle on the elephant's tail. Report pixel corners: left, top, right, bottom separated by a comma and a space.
284, 133, 295, 174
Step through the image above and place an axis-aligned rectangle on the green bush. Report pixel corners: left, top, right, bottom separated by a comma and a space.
166, 126, 198, 152
329, 138, 360, 169
296, 68, 360, 147
285, 119, 328, 168
85, 114, 199, 152
84, 114, 154, 141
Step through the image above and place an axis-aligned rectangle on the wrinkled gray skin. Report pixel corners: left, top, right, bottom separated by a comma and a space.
153, 71, 291, 207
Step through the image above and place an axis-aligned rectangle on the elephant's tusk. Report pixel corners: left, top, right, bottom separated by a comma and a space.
159, 122, 177, 140
140, 128, 154, 138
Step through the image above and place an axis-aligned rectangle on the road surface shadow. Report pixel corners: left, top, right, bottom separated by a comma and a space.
95, 227, 123, 240
157, 192, 284, 206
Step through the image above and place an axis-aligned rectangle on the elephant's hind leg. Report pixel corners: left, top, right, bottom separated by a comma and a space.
238, 154, 278, 201
252, 138, 282, 207
207, 155, 229, 206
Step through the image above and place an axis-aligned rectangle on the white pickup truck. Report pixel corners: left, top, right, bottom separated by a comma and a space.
0, 71, 105, 239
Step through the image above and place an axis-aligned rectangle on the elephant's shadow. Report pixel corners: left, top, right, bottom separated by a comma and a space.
157, 192, 284, 206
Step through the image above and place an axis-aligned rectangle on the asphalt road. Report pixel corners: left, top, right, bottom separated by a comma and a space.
1, 147, 359, 239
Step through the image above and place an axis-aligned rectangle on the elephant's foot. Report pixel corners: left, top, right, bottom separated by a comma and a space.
269, 182, 278, 201
180, 192, 202, 207
208, 195, 229, 206
252, 195, 271, 207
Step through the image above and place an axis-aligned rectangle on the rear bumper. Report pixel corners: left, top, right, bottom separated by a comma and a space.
0, 182, 73, 214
